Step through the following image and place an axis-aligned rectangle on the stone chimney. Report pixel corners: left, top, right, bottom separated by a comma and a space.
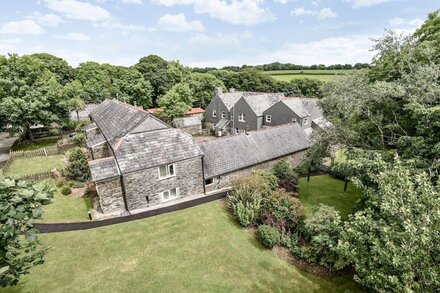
229, 88, 235, 93
215, 87, 223, 95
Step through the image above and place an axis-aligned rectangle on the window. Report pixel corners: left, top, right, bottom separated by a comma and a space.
230, 112, 234, 120
292, 118, 297, 123
265, 115, 272, 123
302, 117, 308, 125
205, 178, 213, 185
212, 109, 217, 117
161, 188, 178, 202
159, 164, 175, 179
238, 113, 246, 122
235, 128, 239, 133
221, 111, 226, 118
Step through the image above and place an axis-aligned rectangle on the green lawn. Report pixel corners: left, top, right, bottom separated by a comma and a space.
38, 179, 92, 223
265, 69, 350, 82
4, 155, 64, 177
299, 175, 361, 218
5, 201, 361, 293
13, 136, 59, 151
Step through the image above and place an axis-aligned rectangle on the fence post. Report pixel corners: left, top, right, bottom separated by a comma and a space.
44, 148, 47, 157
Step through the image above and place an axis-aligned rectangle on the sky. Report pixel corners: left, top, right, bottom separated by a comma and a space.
0, 0, 438, 68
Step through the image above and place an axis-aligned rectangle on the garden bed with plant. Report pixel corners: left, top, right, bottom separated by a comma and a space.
226, 160, 354, 277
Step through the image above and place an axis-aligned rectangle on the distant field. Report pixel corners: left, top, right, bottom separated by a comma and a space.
265, 69, 351, 82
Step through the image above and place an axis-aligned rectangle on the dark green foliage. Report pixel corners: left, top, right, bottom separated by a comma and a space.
272, 160, 291, 180
251, 169, 278, 191
60, 185, 72, 196
157, 82, 193, 121
72, 133, 86, 147
0, 176, 54, 287
187, 73, 225, 108
64, 147, 91, 182
30, 53, 75, 85
55, 179, 66, 188
302, 204, 342, 269
257, 225, 281, 248
261, 189, 304, 233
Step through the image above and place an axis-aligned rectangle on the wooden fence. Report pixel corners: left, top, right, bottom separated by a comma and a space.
19, 170, 56, 181
9, 142, 78, 159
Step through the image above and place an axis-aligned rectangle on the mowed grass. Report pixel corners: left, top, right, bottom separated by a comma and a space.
38, 179, 92, 223
13, 136, 59, 151
4, 201, 361, 293
265, 69, 350, 82
4, 155, 64, 177
299, 175, 361, 218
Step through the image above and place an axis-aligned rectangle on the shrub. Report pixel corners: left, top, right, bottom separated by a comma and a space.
278, 175, 299, 193
72, 133, 86, 147
251, 169, 278, 191
228, 178, 264, 227
272, 159, 293, 180
302, 204, 342, 268
261, 189, 305, 233
257, 225, 281, 248
60, 185, 72, 195
64, 147, 91, 182
56, 178, 67, 188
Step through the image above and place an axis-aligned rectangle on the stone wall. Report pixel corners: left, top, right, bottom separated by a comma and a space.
205, 150, 307, 192
85, 127, 101, 139
180, 125, 202, 135
91, 143, 110, 159
123, 156, 204, 211
96, 178, 126, 214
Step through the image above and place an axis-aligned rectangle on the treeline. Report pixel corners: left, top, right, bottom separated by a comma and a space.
0, 52, 324, 135
192, 62, 370, 73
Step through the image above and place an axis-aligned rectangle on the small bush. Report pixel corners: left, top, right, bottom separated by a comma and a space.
272, 160, 293, 180
56, 179, 67, 188
60, 185, 72, 195
231, 174, 272, 198
228, 178, 263, 227
231, 200, 261, 227
261, 189, 305, 232
64, 147, 91, 182
252, 169, 278, 191
257, 225, 281, 248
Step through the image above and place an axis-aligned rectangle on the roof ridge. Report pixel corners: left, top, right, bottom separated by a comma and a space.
112, 99, 150, 114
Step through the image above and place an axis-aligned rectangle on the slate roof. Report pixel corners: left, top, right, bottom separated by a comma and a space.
218, 92, 244, 110
70, 103, 99, 120
300, 98, 323, 120
89, 157, 119, 182
173, 117, 202, 128
243, 93, 284, 116
199, 123, 310, 178
114, 128, 203, 174
148, 107, 205, 115
89, 99, 149, 147
281, 98, 310, 118
131, 115, 169, 134
84, 122, 97, 131
214, 118, 230, 130
86, 133, 106, 148
312, 117, 333, 129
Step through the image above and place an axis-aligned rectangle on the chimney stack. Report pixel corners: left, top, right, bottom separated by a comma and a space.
229, 88, 235, 93
215, 87, 223, 95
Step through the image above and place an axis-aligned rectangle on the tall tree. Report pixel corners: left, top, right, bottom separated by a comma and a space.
0, 54, 68, 140
30, 53, 74, 85
0, 176, 54, 287
187, 73, 225, 108
75, 62, 112, 103
157, 82, 193, 121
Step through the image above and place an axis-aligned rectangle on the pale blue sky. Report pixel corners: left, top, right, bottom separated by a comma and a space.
0, 0, 437, 67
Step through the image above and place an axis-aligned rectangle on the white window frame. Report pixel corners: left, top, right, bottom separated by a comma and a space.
158, 163, 176, 179
160, 188, 178, 202
221, 111, 226, 119
238, 113, 246, 122
302, 117, 308, 125
212, 109, 217, 117
292, 117, 297, 123
265, 115, 272, 123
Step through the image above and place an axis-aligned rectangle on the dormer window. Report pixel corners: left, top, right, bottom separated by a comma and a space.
212, 109, 217, 117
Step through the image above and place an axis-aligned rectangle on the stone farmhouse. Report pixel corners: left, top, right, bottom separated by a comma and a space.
204, 88, 330, 136
85, 99, 310, 216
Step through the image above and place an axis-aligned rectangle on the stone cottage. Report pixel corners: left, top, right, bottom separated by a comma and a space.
86, 99, 204, 215
86, 99, 311, 215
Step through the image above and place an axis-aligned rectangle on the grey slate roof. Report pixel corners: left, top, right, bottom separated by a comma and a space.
86, 133, 106, 148
89, 157, 119, 182
70, 103, 99, 120
84, 122, 97, 131
199, 123, 310, 178
173, 116, 201, 128
131, 115, 169, 133
300, 98, 322, 120
243, 93, 284, 116
114, 128, 203, 174
282, 98, 310, 118
214, 118, 230, 130
89, 99, 149, 147
312, 117, 333, 129
218, 92, 243, 110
